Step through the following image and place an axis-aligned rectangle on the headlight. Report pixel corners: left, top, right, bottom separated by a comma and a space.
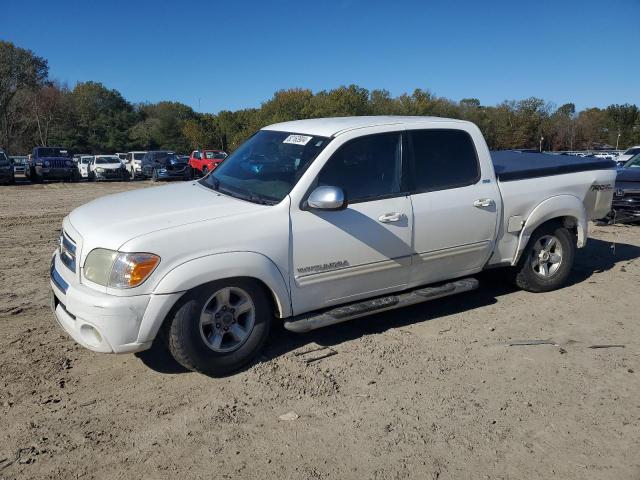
84, 249, 160, 288
96, 167, 104, 173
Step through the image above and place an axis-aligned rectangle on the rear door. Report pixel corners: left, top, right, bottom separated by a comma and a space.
407, 127, 499, 285
289, 130, 414, 314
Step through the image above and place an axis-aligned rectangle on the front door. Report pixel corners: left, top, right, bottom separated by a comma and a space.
289, 131, 413, 315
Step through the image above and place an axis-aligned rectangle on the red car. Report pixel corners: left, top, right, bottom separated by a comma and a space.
189, 149, 228, 176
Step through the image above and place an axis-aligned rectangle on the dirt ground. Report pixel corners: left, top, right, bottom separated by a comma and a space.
0, 180, 638, 480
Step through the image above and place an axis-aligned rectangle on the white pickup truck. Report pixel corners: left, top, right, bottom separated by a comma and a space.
50, 116, 616, 375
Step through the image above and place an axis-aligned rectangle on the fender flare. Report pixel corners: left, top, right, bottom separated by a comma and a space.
152, 250, 291, 317
513, 195, 587, 265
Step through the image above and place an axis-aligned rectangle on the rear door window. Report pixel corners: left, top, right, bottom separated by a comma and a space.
409, 129, 479, 192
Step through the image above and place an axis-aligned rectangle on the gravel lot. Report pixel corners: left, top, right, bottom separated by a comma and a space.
0, 181, 638, 480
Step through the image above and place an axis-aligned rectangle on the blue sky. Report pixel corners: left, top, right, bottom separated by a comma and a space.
3, 0, 639, 113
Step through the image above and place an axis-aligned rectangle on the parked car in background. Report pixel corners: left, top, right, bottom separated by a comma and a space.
610, 153, 640, 223
189, 149, 227, 176
76, 155, 94, 179
615, 146, 640, 167
141, 151, 192, 181
124, 151, 146, 179
88, 155, 129, 181
115, 153, 128, 163
0, 150, 15, 184
25, 147, 78, 183
49, 116, 616, 375
10, 155, 28, 176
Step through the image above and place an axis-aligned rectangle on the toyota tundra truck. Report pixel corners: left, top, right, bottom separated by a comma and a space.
50, 116, 616, 375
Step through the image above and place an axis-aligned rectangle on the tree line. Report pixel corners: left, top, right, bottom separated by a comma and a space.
2, 40, 639, 155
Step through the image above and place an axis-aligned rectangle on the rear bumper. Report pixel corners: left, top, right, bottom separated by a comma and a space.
49, 253, 182, 354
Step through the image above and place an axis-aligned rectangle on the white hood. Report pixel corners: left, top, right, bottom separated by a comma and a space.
68, 182, 263, 250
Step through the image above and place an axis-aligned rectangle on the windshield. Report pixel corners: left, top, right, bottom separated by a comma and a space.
200, 130, 330, 204
133, 153, 145, 160
80, 157, 92, 164
152, 152, 178, 164
624, 147, 640, 156
624, 154, 640, 168
37, 147, 70, 158
205, 151, 226, 159
95, 157, 119, 164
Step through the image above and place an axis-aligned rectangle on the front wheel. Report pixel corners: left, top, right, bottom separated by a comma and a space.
164, 279, 272, 376
151, 168, 158, 182
510, 222, 575, 292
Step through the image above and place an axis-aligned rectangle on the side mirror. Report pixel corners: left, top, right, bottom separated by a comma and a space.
306, 186, 347, 211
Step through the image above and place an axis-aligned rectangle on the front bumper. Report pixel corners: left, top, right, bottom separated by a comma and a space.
49, 252, 182, 353
611, 195, 640, 223
156, 169, 188, 180
36, 167, 74, 179
94, 169, 128, 180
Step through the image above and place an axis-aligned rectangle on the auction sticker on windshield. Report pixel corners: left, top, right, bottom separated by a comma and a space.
283, 134, 312, 145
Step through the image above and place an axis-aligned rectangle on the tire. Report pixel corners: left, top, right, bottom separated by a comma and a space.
151, 168, 158, 182
165, 279, 272, 376
31, 168, 42, 184
510, 222, 575, 292
201, 166, 209, 177
130, 168, 136, 180
184, 167, 193, 181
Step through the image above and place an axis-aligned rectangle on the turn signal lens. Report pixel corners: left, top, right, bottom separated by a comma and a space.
109, 253, 160, 288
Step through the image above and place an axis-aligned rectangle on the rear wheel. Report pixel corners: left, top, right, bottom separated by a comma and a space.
510, 222, 575, 292
165, 279, 272, 376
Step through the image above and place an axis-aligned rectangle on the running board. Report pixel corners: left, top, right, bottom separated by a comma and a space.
284, 278, 479, 333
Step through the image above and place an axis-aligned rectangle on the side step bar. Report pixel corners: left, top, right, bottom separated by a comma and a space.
284, 278, 479, 333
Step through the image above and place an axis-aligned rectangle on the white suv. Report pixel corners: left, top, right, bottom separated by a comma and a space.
125, 151, 147, 179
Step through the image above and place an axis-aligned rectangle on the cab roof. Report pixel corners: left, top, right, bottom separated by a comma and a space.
262, 116, 469, 138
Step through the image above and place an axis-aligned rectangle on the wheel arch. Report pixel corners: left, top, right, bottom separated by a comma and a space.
512, 195, 587, 266
152, 251, 291, 318
136, 252, 291, 346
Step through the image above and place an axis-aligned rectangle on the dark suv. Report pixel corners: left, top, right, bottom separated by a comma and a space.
0, 150, 15, 184
141, 151, 192, 181
26, 147, 79, 183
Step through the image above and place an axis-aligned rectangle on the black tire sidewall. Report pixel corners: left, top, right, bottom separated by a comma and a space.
518, 223, 575, 292
168, 279, 272, 375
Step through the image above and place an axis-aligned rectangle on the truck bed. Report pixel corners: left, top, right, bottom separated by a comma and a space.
490, 151, 617, 182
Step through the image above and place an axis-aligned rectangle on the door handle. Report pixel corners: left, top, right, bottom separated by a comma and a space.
378, 212, 402, 223
473, 199, 495, 208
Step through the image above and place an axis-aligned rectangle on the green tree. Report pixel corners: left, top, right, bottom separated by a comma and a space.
0, 41, 48, 152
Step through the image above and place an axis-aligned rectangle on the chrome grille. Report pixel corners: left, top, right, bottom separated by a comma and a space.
60, 230, 77, 272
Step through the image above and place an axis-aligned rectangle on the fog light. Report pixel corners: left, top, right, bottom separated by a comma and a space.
80, 324, 102, 347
